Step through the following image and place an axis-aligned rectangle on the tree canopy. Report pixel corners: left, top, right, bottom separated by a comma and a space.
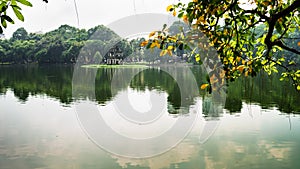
0, 25, 134, 64
1, 23, 198, 65
143, 0, 300, 91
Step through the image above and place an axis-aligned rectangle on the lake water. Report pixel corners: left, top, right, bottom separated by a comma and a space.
0, 65, 300, 169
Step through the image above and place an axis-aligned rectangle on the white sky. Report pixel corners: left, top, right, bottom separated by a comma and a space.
3, 0, 190, 38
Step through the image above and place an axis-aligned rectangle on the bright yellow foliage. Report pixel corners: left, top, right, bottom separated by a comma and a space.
149, 31, 156, 38
200, 84, 209, 90
166, 5, 173, 12
140, 40, 148, 47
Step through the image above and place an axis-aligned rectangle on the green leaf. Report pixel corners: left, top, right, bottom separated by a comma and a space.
13, 8, 24, 21
0, 5, 8, 12
178, 12, 184, 18
11, 0, 17, 6
275, 22, 282, 34
1, 17, 7, 28
3, 15, 14, 23
278, 57, 285, 62
146, 42, 152, 49
261, 59, 268, 65
289, 61, 295, 65
11, 5, 22, 10
16, 0, 32, 7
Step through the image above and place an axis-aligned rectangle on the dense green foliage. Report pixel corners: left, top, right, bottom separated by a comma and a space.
0, 23, 196, 65
0, 25, 134, 64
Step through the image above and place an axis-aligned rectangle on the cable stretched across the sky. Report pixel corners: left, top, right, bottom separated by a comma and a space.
73, 0, 80, 26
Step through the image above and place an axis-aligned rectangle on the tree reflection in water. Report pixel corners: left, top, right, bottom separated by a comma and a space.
0, 65, 299, 115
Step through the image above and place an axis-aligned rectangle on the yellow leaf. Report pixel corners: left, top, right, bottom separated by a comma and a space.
156, 43, 160, 48
297, 85, 300, 91
298, 41, 300, 46
224, 29, 228, 35
166, 5, 173, 12
211, 74, 219, 84
197, 16, 205, 24
182, 15, 188, 23
262, 1, 269, 6
228, 56, 234, 63
167, 36, 177, 42
213, 37, 218, 44
200, 84, 209, 90
167, 45, 173, 50
160, 50, 167, 56
245, 71, 249, 77
237, 65, 245, 72
167, 50, 173, 55
140, 40, 148, 47
150, 41, 159, 48
195, 54, 200, 62
173, 10, 176, 16
224, 13, 229, 19
149, 31, 156, 38
193, 0, 198, 2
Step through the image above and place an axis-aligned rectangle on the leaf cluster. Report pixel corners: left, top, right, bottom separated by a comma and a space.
0, 0, 34, 33
144, 0, 300, 91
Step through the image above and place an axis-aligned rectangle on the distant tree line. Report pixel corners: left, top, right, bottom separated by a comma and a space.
0, 23, 187, 64
0, 23, 299, 65
0, 24, 133, 64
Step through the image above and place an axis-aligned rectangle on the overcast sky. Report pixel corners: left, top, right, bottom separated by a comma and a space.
3, 0, 190, 38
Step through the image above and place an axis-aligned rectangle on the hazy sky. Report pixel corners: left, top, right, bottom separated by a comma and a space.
4, 0, 189, 37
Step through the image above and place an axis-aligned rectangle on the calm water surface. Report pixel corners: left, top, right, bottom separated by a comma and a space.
0, 65, 300, 169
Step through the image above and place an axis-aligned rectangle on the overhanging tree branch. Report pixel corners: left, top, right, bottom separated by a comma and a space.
274, 40, 300, 55
264, 0, 300, 56
274, 0, 300, 20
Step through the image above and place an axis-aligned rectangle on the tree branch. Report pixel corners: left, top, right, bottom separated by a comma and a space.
274, 0, 300, 20
264, 0, 300, 56
274, 40, 300, 55
282, 37, 300, 40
